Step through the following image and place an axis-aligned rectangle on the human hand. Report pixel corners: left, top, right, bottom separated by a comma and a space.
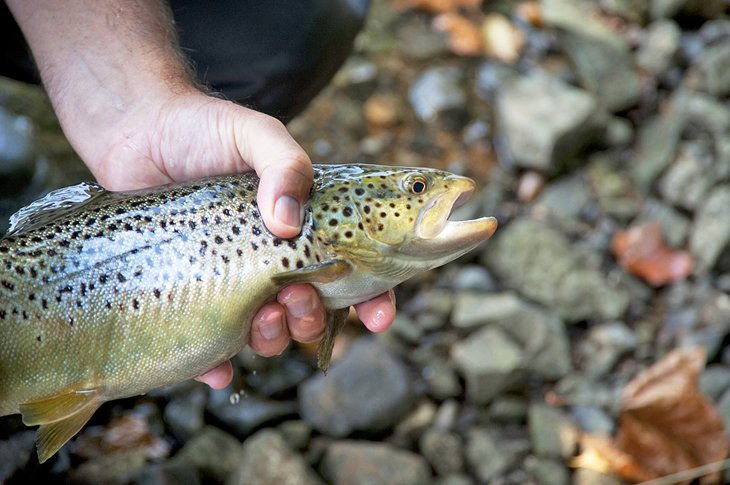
81, 93, 398, 389
6, 0, 396, 390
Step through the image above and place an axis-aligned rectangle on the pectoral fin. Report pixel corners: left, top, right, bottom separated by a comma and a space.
271, 259, 353, 286
317, 308, 350, 374
37, 401, 100, 463
19, 388, 102, 463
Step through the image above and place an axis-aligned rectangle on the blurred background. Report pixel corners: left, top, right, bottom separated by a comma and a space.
2, 0, 730, 483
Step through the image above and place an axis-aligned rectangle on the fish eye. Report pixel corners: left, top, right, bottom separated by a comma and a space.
407, 176, 428, 194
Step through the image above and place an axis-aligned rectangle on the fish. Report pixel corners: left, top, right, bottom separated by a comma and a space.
0, 163, 497, 462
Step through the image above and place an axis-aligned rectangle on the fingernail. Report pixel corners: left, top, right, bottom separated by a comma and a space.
387, 289, 396, 307
274, 195, 302, 229
284, 293, 316, 319
259, 312, 283, 340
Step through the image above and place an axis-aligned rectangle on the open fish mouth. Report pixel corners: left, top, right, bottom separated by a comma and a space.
411, 177, 498, 256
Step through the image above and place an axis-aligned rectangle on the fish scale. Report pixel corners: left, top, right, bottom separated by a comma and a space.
0, 163, 498, 462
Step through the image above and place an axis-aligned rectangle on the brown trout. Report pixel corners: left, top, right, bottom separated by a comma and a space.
0, 163, 497, 462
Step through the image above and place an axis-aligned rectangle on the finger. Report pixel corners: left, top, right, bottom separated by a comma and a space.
277, 284, 326, 343
353, 290, 397, 333
249, 302, 291, 357
195, 361, 233, 389
236, 111, 313, 238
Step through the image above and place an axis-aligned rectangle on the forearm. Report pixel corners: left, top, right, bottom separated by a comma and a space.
5, 0, 197, 165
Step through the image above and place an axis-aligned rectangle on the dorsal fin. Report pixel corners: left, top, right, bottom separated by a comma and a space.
7, 182, 106, 236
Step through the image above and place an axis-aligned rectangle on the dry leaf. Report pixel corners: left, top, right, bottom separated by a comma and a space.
391, 0, 482, 14
577, 347, 729, 485
433, 13, 484, 56
611, 223, 694, 287
74, 413, 170, 460
481, 13, 525, 63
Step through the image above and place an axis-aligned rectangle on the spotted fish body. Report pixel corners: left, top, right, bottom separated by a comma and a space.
0, 164, 497, 462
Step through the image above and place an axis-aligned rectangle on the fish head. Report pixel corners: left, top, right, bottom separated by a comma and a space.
310, 164, 497, 281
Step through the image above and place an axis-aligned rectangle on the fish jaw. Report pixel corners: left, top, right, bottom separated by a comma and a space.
405, 175, 498, 264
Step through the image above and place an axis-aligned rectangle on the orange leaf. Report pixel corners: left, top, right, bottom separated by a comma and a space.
391, 0, 482, 14
611, 223, 693, 287
578, 347, 729, 484
433, 13, 484, 56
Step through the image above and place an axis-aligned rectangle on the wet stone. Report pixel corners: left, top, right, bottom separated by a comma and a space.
206, 392, 298, 438
0, 431, 35, 482
451, 326, 523, 404
449, 264, 497, 292
228, 429, 323, 485
172, 427, 244, 483
489, 395, 529, 423
465, 428, 530, 483
71, 449, 149, 485
687, 40, 730, 97
409, 66, 467, 129
483, 218, 630, 322
577, 321, 638, 378
321, 440, 431, 485
277, 420, 313, 451
163, 386, 206, 440
659, 141, 715, 211
630, 112, 684, 189
690, 185, 730, 272
534, 174, 591, 221
700, 365, 730, 402
636, 19, 681, 77
130, 461, 201, 485
496, 72, 602, 171
570, 405, 615, 435
299, 338, 415, 437
421, 358, 463, 401
637, 198, 690, 247
419, 429, 464, 475
451, 291, 524, 329
528, 404, 579, 459
524, 456, 570, 485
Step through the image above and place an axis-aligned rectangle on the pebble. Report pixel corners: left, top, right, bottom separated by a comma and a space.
528, 403, 579, 459
659, 141, 715, 211
489, 395, 529, 423
577, 321, 638, 378
690, 185, 730, 272
277, 420, 313, 450
464, 429, 511, 482
570, 405, 615, 435
495, 72, 601, 171
171, 427, 244, 483
409, 66, 467, 128
700, 365, 730, 402
524, 455, 570, 485
630, 111, 684, 189
299, 338, 415, 436
450, 291, 524, 329
451, 326, 523, 404
163, 387, 207, 440
483, 218, 630, 322
687, 40, 730, 97
228, 429, 323, 485
448, 264, 497, 292
0, 431, 35, 482
419, 429, 464, 475
636, 198, 690, 247
321, 440, 431, 485
636, 19, 681, 76
534, 174, 591, 220
543, 0, 641, 111
206, 392, 298, 437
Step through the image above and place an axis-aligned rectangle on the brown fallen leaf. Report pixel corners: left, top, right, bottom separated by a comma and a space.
73, 412, 170, 460
432, 13, 484, 56
611, 223, 694, 287
575, 347, 729, 485
390, 0, 482, 14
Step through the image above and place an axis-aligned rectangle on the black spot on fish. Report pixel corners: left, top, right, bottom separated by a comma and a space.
153, 288, 161, 299
288, 240, 297, 250
214, 235, 224, 244
380, 212, 387, 218
345, 231, 353, 238
281, 257, 290, 268
0, 309, 5, 319
329, 219, 338, 227
358, 222, 364, 230
232, 226, 241, 235
364, 206, 371, 214
117, 273, 127, 283
252, 226, 261, 236
222, 255, 230, 264
41, 298, 48, 310
99, 274, 108, 284
1, 280, 14, 291
223, 208, 231, 216
355, 188, 365, 196
36, 335, 41, 342
343, 207, 353, 217
304, 245, 311, 257
132, 299, 139, 310
296, 260, 304, 268
273, 238, 282, 247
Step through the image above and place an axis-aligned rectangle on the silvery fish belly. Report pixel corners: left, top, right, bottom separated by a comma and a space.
0, 163, 497, 463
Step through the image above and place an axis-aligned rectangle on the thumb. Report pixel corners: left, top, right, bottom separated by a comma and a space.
235, 111, 313, 239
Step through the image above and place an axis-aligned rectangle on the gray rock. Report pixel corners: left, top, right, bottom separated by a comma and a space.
451, 291, 524, 329
543, 0, 641, 111
449, 264, 497, 292
130, 461, 201, 485
496, 72, 602, 171
278, 420, 313, 450
690, 185, 730, 272
483, 218, 630, 322
409, 67, 467, 128
207, 392, 298, 437
687, 40, 730, 97
389, 314, 424, 344
577, 321, 638, 378
422, 358, 463, 400
172, 427, 244, 483
659, 141, 715, 210
419, 429, 464, 475
700, 365, 730, 402
0, 431, 35, 482
321, 440, 431, 485
299, 338, 415, 436
435, 474, 473, 485
228, 429, 323, 485
528, 404, 578, 458
636, 19, 681, 76
497, 304, 572, 381
393, 400, 438, 445
673, 90, 730, 135
570, 406, 615, 435
451, 327, 523, 404
605, 116, 634, 147
489, 395, 529, 423
524, 456, 570, 485
573, 469, 625, 485
164, 386, 206, 440
630, 112, 684, 189
637, 198, 690, 247
71, 449, 149, 485
650, 0, 687, 18
535, 175, 591, 221
464, 429, 510, 482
